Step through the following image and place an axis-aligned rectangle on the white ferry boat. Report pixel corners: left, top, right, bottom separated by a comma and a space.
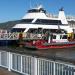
11, 5, 75, 49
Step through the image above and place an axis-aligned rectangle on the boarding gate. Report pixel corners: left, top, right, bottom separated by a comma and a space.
0, 51, 75, 75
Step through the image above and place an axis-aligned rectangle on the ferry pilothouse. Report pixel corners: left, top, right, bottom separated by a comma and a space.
11, 5, 75, 49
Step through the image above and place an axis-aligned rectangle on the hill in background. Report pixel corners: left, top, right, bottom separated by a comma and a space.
0, 20, 75, 31
0, 20, 20, 30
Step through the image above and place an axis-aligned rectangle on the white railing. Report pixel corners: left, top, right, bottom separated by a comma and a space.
25, 33, 42, 39
0, 32, 42, 40
0, 50, 75, 75
0, 33, 19, 40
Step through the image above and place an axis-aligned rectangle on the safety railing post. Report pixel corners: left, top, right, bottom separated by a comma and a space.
0, 52, 1, 66
74, 67, 75, 75
34, 57, 38, 75
21, 56, 23, 73
54, 62, 55, 75
8, 52, 12, 71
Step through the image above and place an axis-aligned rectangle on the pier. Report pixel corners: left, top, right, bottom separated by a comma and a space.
0, 67, 18, 75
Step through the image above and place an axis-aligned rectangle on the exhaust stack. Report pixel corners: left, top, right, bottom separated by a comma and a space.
58, 8, 68, 24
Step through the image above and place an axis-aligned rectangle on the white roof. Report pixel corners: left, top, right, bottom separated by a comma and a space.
22, 12, 58, 20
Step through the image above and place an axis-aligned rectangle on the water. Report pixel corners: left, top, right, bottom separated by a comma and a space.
0, 46, 75, 64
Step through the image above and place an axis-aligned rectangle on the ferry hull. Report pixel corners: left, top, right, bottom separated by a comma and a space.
36, 44, 75, 50
24, 40, 75, 50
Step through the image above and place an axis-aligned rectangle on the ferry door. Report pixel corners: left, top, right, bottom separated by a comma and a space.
37, 28, 43, 38
56, 34, 61, 42
38, 28, 43, 34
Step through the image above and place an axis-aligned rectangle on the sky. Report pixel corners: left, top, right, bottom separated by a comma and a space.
0, 0, 75, 23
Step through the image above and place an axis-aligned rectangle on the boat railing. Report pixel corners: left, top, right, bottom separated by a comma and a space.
0, 32, 43, 40
0, 32, 50, 40
0, 32, 19, 40
24, 33, 43, 39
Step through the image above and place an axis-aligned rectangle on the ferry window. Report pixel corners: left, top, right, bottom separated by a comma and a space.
35, 19, 62, 25
28, 28, 38, 34
28, 9, 39, 13
20, 19, 33, 23
11, 28, 25, 32
28, 8, 46, 13
53, 35, 56, 39
62, 35, 67, 39
38, 28, 43, 34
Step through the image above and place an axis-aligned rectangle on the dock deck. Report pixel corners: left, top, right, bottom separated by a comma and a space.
0, 67, 19, 75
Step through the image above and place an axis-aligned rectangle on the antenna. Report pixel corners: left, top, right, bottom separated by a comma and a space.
30, 0, 31, 8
